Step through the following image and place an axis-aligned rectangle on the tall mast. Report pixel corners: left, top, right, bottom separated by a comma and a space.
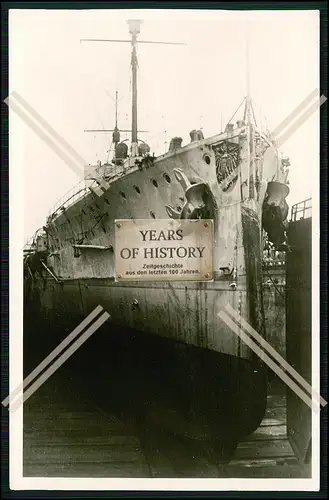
81, 22, 185, 159
245, 36, 251, 126
243, 35, 252, 126
112, 90, 120, 155
243, 33, 254, 199
127, 20, 142, 157
115, 90, 118, 129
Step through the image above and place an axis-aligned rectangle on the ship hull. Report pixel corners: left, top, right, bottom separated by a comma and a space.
25, 275, 267, 459
24, 127, 273, 459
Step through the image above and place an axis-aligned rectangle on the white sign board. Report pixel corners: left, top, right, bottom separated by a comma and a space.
115, 219, 213, 282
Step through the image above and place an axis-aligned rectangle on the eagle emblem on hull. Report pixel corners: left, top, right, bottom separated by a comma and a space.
213, 141, 240, 192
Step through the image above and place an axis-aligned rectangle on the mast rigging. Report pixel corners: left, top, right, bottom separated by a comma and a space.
81, 20, 186, 158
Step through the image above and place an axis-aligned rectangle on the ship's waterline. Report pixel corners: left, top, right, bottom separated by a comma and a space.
28, 277, 252, 351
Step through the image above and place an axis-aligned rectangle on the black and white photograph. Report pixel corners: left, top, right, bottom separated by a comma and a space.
6, 6, 324, 491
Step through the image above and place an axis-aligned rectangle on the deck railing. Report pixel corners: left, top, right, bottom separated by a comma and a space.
290, 198, 312, 222
48, 181, 89, 219
47, 161, 131, 221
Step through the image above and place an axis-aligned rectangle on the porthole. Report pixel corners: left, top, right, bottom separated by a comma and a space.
164, 174, 171, 184
177, 206, 182, 212
204, 155, 211, 165
120, 191, 126, 200
150, 211, 156, 219
134, 185, 141, 194
152, 179, 158, 188
179, 196, 185, 202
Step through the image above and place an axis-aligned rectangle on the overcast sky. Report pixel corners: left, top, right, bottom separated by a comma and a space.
9, 9, 319, 242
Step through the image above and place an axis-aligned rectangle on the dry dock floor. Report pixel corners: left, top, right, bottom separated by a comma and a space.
23, 372, 311, 479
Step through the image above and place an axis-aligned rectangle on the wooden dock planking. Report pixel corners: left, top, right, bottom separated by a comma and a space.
222, 463, 311, 478
138, 426, 222, 478
23, 463, 150, 478
266, 395, 286, 408
26, 446, 146, 464
234, 439, 295, 460
224, 395, 311, 478
265, 407, 287, 419
23, 376, 151, 478
260, 417, 285, 426
24, 431, 141, 446
251, 425, 287, 440
23, 375, 306, 479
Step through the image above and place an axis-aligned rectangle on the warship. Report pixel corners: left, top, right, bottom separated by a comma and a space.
24, 19, 291, 461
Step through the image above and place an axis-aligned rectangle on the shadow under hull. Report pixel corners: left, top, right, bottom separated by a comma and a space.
24, 287, 267, 463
